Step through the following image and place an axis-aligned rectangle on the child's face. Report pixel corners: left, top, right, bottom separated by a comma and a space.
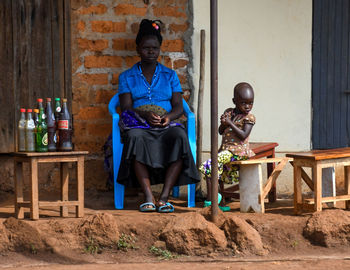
233, 89, 254, 115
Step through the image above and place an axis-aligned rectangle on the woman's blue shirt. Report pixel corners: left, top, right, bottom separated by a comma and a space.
118, 62, 182, 112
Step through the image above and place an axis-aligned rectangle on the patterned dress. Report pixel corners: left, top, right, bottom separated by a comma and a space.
199, 108, 256, 184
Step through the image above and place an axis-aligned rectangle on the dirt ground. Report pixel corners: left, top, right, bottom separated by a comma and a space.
1, 189, 350, 270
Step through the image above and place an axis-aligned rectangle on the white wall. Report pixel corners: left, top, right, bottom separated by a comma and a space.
191, 0, 313, 152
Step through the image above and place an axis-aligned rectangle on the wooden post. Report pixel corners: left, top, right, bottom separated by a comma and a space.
196, 29, 205, 168
60, 162, 69, 217
30, 158, 39, 220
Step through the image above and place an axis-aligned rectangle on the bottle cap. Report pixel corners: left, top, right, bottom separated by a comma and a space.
62, 98, 67, 102
55, 98, 60, 101
20, 108, 25, 112
46, 98, 51, 102
37, 98, 43, 102
34, 109, 39, 113
27, 109, 32, 113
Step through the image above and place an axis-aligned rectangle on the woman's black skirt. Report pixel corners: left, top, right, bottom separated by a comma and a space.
117, 126, 200, 188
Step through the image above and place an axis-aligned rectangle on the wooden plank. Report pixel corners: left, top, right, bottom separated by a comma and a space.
294, 164, 302, 215
39, 201, 79, 207
14, 161, 24, 219
76, 156, 85, 217
259, 158, 289, 202
304, 194, 350, 204
0, 0, 15, 152
60, 162, 69, 217
290, 161, 314, 190
30, 158, 39, 220
313, 163, 322, 211
286, 147, 350, 161
231, 157, 292, 165
11, 151, 89, 157
345, 166, 350, 209
64, 0, 72, 106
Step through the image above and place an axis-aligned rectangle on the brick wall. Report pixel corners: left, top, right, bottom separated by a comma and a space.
70, 0, 193, 189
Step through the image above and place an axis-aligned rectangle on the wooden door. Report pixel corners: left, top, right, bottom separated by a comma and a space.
0, 0, 71, 153
312, 0, 350, 149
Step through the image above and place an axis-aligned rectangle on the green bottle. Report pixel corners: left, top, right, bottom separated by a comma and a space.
35, 98, 48, 152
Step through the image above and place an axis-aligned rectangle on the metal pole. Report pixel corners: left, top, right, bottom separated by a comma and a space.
210, 0, 219, 222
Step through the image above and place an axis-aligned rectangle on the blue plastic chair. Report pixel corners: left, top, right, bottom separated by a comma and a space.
108, 93, 196, 209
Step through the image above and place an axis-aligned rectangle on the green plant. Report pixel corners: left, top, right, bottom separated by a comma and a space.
30, 243, 37, 254
117, 233, 138, 251
149, 246, 177, 260
84, 238, 100, 254
291, 239, 299, 248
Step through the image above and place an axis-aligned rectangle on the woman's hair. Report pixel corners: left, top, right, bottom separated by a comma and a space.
136, 19, 163, 45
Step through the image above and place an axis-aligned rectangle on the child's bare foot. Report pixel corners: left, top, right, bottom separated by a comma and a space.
156, 200, 174, 213
139, 202, 156, 212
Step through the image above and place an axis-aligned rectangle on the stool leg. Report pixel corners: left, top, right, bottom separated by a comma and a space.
60, 163, 69, 217
14, 161, 24, 219
293, 164, 302, 215
30, 158, 39, 220
345, 166, 350, 210
76, 157, 84, 217
313, 164, 322, 212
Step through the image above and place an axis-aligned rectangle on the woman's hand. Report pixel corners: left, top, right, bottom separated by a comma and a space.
145, 111, 162, 127
159, 115, 170, 127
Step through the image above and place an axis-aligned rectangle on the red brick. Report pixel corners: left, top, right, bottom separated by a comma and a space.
153, 7, 187, 18
87, 123, 112, 137
85, 55, 123, 68
78, 73, 109, 85
162, 40, 184, 52
95, 89, 116, 104
111, 73, 120, 85
125, 56, 140, 67
77, 21, 86, 32
77, 38, 109, 52
177, 74, 187, 84
76, 106, 108, 120
79, 4, 107, 15
114, 4, 147, 16
173, 59, 188, 69
162, 56, 172, 69
112, 39, 136, 51
169, 23, 188, 33
91, 21, 126, 33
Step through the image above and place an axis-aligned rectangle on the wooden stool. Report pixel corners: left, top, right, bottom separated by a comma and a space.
287, 148, 350, 214
12, 151, 88, 220
230, 157, 291, 213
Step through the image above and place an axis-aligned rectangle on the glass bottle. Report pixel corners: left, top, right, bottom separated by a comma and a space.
54, 98, 61, 147
33, 109, 39, 127
25, 109, 35, 152
58, 98, 73, 151
46, 98, 56, 151
35, 98, 48, 152
18, 108, 26, 152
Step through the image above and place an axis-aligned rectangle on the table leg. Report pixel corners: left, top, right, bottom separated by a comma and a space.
345, 166, 350, 209
30, 158, 39, 220
14, 160, 24, 219
76, 156, 84, 217
313, 163, 322, 212
293, 164, 302, 215
60, 162, 69, 217
267, 156, 276, 202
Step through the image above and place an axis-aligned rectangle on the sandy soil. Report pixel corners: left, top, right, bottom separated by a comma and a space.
0, 189, 350, 269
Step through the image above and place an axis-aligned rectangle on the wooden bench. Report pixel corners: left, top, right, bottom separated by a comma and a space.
229, 157, 291, 213
220, 142, 279, 204
286, 148, 350, 214
12, 151, 88, 220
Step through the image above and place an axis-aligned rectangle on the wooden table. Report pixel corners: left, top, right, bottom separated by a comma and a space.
12, 151, 88, 220
220, 142, 279, 203
286, 148, 350, 214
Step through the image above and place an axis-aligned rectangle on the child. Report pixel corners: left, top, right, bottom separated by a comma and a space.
199, 82, 256, 211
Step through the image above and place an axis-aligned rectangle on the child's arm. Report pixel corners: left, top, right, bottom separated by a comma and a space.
221, 114, 254, 140
218, 109, 232, 135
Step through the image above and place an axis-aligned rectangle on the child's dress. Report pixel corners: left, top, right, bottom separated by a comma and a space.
199, 108, 256, 184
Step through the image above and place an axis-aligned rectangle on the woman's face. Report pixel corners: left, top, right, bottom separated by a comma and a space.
137, 35, 160, 64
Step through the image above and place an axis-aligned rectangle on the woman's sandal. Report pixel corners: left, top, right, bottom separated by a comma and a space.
139, 202, 156, 212
157, 201, 174, 213
203, 193, 222, 207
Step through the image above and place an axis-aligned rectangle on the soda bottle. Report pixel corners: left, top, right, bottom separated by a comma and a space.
54, 98, 61, 146
33, 108, 39, 127
46, 98, 56, 151
25, 109, 35, 152
35, 98, 48, 152
58, 98, 73, 151
18, 108, 26, 152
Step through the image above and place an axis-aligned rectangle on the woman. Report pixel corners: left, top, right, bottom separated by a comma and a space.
117, 19, 200, 213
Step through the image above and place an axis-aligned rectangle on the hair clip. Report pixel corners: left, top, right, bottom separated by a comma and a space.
152, 22, 159, 30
